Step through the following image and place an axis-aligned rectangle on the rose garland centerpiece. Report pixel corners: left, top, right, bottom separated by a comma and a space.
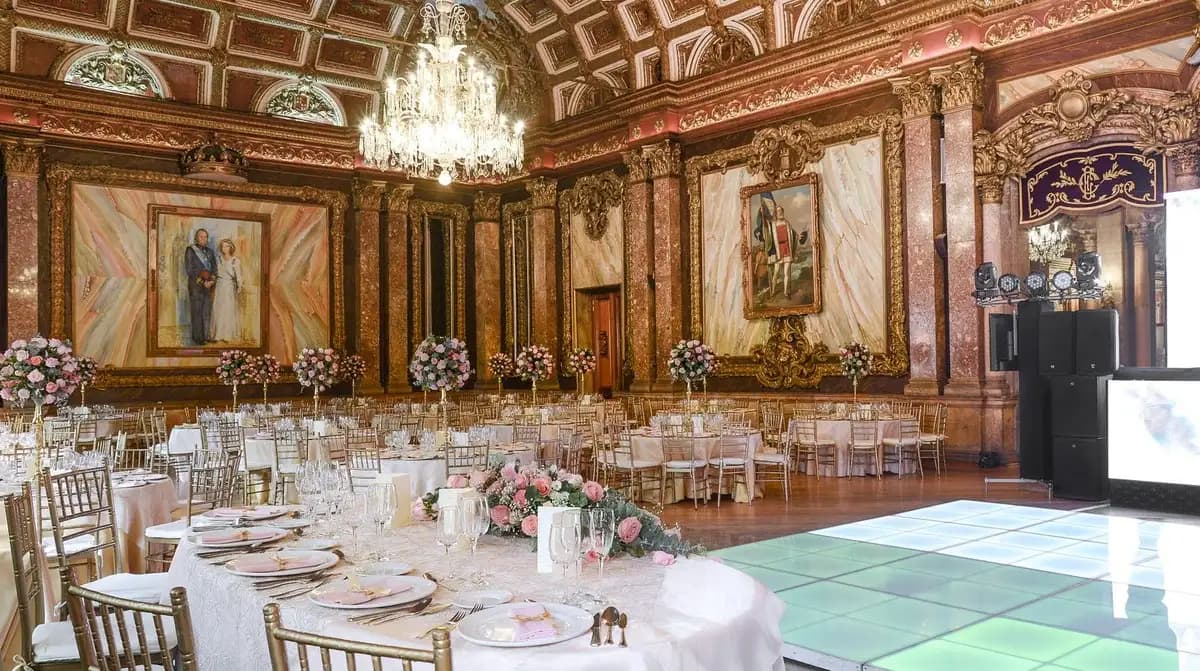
515, 344, 554, 405
342, 354, 367, 400
409, 336, 473, 427
0, 335, 82, 479
252, 353, 281, 404
839, 341, 873, 404
487, 352, 515, 396
563, 347, 597, 397
215, 349, 255, 410
418, 463, 701, 562
667, 339, 718, 404
293, 347, 342, 412
76, 356, 99, 407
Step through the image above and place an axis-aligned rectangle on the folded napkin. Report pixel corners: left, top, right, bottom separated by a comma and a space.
228, 553, 323, 574
510, 605, 557, 642
200, 527, 278, 545
317, 582, 407, 605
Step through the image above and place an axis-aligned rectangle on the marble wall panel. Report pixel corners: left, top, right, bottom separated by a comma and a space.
701, 136, 887, 356
475, 221, 502, 382
569, 205, 623, 290
72, 183, 331, 368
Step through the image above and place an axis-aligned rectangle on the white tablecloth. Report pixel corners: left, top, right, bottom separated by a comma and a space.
809, 419, 912, 477
167, 425, 204, 455
383, 445, 539, 499
112, 476, 177, 573
485, 422, 573, 444
166, 525, 784, 671
629, 430, 763, 503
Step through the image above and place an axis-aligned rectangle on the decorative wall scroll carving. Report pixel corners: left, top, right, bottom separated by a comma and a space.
685, 111, 908, 381
1023, 71, 1130, 144
890, 73, 938, 120
746, 120, 823, 182
983, 0, 1156, 47
750, 316, 831, 389
559, 171, 623, 240
974, 129, 1030, 204
807, 0, 877, 39
1020, 144, 1163, 223
696, 32, 755, 77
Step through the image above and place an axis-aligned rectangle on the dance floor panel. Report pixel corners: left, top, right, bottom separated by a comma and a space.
712, 500, 1200, 671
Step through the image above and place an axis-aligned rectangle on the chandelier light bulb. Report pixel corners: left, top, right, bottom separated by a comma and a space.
438, 169, 453, 186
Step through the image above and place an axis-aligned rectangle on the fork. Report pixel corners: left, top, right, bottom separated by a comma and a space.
419, 602, 482, 639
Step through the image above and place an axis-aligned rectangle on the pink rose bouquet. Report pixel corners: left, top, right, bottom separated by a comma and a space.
488, 352, 515, 379
0, 335, 81, 407
667, 339, 717, 383
215, 349, 255, 387
839, 341, 873, 382
562, 347, 597, 377
409, 336, 473, 392
514, 344, 554, 382
292, 347, 342, 394
342, 354, 367, 383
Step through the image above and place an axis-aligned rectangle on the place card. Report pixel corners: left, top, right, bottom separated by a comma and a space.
376, 472, 412, 528
691, 415, 704, 435
536, 506, 577, 574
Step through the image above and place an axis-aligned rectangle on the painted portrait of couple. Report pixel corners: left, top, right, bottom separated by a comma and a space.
148, 206, 269, 355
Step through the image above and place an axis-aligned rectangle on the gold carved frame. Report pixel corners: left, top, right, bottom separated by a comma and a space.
739, 173, 823, 320
146, 205, 272, 357
409, 199, 468, 348
685, 111, 908, 384
47, 163, 347, 387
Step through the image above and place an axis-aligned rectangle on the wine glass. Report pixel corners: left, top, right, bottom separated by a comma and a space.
436, 505, 460, 559
460, 497, 489, 558
586, 508, 615, 582
340, 492, 369, 560
550, 510, 582, 603
366, 482, 397, 558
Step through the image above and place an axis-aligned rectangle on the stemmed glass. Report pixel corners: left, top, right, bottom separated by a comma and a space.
460, 497, 491, 584
550, 509, 582, 604
436, 504, 460, 557
340, 492, 369, 560
296, 462, 322, 529
586, 509, 615, 581
365, 482, 397, 559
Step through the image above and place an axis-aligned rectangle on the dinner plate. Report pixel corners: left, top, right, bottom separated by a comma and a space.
223, 550, 339, 577
203, 505, 288, 521
309, 575, 435, 610
452, 589, 512, 609
272, 517, 312, 530
455, 603, 593, 648
287, 538, 338, 551
194, 526, 288, 548
357, 561, 413, 576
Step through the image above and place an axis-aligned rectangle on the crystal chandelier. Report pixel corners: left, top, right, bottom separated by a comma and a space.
1028, 219, 1070, 264
358, 0, 524, 185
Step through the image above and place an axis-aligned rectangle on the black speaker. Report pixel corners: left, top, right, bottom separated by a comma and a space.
1052, 436, 1109, 500
989, 313, 1018, 372
1038, 311, 1076, 375
1075, 309, 1119, 376
1018, 300, 1053, 480
1050, 375, 1110, 438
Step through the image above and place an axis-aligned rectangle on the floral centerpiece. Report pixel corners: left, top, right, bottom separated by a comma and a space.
487, 352, 514, 395
342, 354, 367, 399
839, 341, 873, 403
515, 344, 554, 404
563, 347, 597, 396
215, 349, 255, 409
418, 463, 700, 560
293, 347, 342, 412
252, 353, 281, 404
409, 336, 472, 425
0, 336, 82, 477
667, 339, 718, 402
76, 356, 99, 406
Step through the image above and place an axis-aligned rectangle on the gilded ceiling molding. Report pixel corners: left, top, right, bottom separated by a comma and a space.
684, 110, 908, 383
559, 171, 623, 240
931, 55, 983, 112
543, 133, 627, 170
526, 177, 558, 210
45, 162, 346, 387
622, 150, 650, 183
982, 0, 1157, 47
642, 140, 681, 178
408, 199, 469, 344
473, 192, 502, 221
3, 141, 42, 176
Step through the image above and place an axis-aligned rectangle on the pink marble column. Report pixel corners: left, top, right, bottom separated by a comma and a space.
644, 140, 684, 390
473, 192, 502, 385
933, 58, 985, 398
4, 142, 41, 342
891, 73, 941, 396
1126, 210, 1160, 367
622, 151, 655, 391
526, 177, 560, 388
386, 184, 414, 393
353, 180, 385, 394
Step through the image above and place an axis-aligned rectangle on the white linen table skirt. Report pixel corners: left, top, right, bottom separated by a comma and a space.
808, 419, 912, 477
112, 477, 176, 573
166, 425, 204, 455
379, 458, 446, 499
629, 431, 763, 503
166, 526, 784, 671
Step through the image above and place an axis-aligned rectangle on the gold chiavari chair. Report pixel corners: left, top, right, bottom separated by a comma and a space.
72, 414, 99, 452
848, 421, 881, 478
62, 567, 198, 671
272, 427, 308, 504
661, 433, 708, 508
708, 431, 751, 508
759, 404, 784, 452
263, 603, 452, 671
918, 403, 948, 475
753, 428, 794, 501
513, 423, 542, 448
41, 466, 171, 603
890, 400, 914, 417
881, 412, 923, 478
444, 443, 489, 476
145, 452, 238, 570
548, 429, 583, 474
599, 428, 662, 507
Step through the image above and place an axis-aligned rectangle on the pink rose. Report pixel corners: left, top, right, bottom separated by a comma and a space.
446, 474, 468, 488
513, 489, 528, 507
533, 477, 551, 496
520, 515, 538, 537
514, 474, 528, 489
410, 501, 430, 521
582, 481, 605, 502
500, 463, 518, 481
490, 505, 510, 526
651, 551, 676, 566
27, 356, 42, 366
44, 382, 58, 393
617, 516, 642, 544
468, 470, 487, 488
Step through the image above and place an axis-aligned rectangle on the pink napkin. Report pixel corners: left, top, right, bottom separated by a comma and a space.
510, 605, 557, 642
316, 584, 409, 605
199, 528, 278, 545
228, 554, 324, 574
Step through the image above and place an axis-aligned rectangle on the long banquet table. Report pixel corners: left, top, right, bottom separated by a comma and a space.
167, 524, 784, 671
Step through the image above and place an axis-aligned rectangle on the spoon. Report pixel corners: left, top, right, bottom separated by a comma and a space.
424, 572, 456, 591
618, 613, 628, 647
601, 607, 618, 645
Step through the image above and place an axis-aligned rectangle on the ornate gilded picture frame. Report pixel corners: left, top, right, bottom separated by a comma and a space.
740, 173, 823, 320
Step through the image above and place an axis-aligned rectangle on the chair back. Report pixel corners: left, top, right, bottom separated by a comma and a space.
715, 432, 749, 462
273, 428, 307, 475
187, 453, 238, 522
661, 434, 697, 463
344, 445, 382, 492
62, 567, 200, 671
850, 421, 878, 446
3, 483, 44, 664
42, 464, 124, 571
790, 418, 818, 446
263, 603, 452, 671
513, 424, 541, 445
897, 416, 921, 444
444, 443, 489, 475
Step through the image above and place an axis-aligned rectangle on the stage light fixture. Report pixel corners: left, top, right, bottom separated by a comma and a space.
974, 262, 999, 300
998, 273, 1022, 295
1075, 251, 1101, 291
1052, 270, 1075, 293
1026, 272, 1048, 298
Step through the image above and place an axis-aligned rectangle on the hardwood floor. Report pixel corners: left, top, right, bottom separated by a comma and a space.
658, 462, 1088, 551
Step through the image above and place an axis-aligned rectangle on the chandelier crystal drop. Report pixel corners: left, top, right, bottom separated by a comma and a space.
358, 0, 524, 184
1028, 219, 1070, 264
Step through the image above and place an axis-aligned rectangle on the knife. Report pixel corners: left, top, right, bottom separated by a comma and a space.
590, 612, 602, 647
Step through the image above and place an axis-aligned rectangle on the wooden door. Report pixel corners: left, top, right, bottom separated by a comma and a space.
590, 291, 621, 397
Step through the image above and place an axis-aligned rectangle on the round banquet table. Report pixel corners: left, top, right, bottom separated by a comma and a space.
628, 430, 763, 503
166, 424, 204, 455
111, 475, 177, 573
165, 525, 784, 671
794, 418, 914, 477
381, 444, 539, 499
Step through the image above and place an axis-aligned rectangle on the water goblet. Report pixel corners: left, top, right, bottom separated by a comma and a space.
586, 508, 616, 582
550, 509, 583, 604
365, 482, 397, 559
340, 492, 369, 560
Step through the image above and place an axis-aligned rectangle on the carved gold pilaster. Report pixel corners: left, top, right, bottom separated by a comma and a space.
352, 179, 386, 393
932, 56, 984, 112
890, 72, 938, 120
473, 191, 502, 385
642, 139, 681, 179
526, 177, 558, 210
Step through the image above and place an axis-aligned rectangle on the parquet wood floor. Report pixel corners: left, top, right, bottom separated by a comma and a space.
659, 462, 1087, 551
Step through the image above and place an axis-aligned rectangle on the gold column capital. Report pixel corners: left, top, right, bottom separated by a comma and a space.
932, 55, 984, 112
352, 179, 386, 210
3, 141, 42, 177
386, 184, 414, 214
473, 191, 501, 221
622, 150, 650, 183
526, 177, 558, 210
890, 71, 939, 120
642, 139, 681, 179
